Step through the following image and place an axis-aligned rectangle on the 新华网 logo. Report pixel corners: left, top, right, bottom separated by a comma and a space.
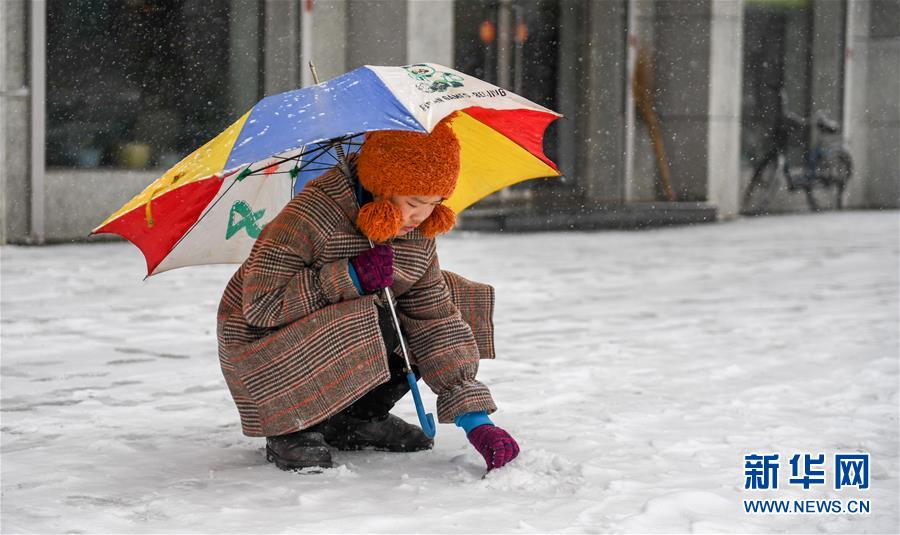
742, 452, 871, 515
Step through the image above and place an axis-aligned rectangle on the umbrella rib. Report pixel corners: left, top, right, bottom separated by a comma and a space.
296, 157, 334, 172
294, 139, 357, 172
298, 165, 336, 172
242, 140, 335, 177
318, 151, 341, 166
258, 170, 307, 176
243, 154, 304, 177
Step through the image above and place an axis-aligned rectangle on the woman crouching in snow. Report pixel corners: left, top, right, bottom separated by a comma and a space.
216, 121, 519, 472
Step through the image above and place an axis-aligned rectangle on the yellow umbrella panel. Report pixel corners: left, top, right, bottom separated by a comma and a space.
446, 108, 560, 213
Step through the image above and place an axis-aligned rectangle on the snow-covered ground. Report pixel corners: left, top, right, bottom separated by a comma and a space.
2, 210, 898, 533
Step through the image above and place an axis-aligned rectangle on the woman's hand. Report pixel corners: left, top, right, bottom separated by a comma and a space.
350, 244, 394, 294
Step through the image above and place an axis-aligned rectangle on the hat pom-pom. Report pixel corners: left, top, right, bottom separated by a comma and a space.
356, 199, 404, 243
419, 204, 457, 238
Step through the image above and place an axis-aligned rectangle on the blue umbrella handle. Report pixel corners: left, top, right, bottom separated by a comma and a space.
406, 371, 436, 438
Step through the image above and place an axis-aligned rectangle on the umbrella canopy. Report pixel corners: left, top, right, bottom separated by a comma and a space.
93, 63, 562, 276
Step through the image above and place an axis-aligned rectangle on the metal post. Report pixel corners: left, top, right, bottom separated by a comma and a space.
497, 0, 512, 90
0, 0, 6, 244
624, 0, 638, 203
497, 0, 518, 203
30, 0, 46, 243
301, 0, 314, 87
842, 0, 857, 145
513, 4, 523, 96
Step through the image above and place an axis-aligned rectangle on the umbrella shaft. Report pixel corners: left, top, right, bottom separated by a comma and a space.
376, 247, 413, 373
334, 143, 352, 179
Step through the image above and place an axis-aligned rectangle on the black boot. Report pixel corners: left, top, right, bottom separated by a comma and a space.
265, 430, 333, 471
313, 413, 434, 452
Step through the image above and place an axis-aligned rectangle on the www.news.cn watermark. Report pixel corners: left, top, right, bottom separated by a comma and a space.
742, 452, 871, 515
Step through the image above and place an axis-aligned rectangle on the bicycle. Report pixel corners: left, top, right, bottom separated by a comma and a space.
742, 90, 853, 214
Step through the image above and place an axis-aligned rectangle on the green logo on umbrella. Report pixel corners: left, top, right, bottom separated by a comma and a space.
226, 200, 266, 240
404, 64, 464, 93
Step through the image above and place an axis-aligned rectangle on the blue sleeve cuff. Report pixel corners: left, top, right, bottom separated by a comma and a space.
454, 411, 494, 434
347, 262, 363, 295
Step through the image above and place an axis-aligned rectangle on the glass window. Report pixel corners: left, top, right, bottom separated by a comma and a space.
46, 0, 247, 169
741, 0, 814, 168
454, 0, 560, 191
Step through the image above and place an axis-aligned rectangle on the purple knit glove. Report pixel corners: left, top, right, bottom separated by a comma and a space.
350, 244, 394, 294
467, 424, 520, 471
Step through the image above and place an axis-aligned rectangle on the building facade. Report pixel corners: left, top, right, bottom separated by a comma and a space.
1, 0, 897, 244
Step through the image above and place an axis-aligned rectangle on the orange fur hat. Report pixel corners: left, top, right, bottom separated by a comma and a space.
355, 120, 460, 242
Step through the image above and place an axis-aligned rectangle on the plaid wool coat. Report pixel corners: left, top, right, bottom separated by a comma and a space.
217, 161, 497, 437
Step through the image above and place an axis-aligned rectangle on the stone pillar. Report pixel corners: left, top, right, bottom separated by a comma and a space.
706, 0, 743, 219
651, 0, 712, 203
263, 0, 300, 95
582, 0, 628, 203
554, 0, 585, 195
347, 0, 407, 69
1, 0, 5, 244
229, 0, 262, 114
843, 0, 900, 209
844, 0, 870, 207
30, 0, 46, 243
863, 0, 899, 207
0, 0, 30, 243
306, 0, 348, 83
626, 0, 658, 202
407, 0, 454, 66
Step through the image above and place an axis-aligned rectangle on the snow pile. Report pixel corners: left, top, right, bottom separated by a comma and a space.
2, 210, 897, 533
450, 448, 585, 497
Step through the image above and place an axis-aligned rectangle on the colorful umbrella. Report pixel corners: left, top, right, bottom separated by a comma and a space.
92, 63, 562, 276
